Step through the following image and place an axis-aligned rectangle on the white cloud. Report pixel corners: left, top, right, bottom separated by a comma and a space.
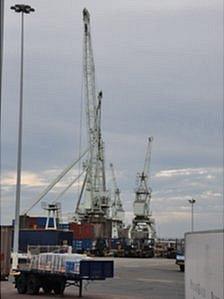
2, 171, 48, 187
154, 167, 222, 178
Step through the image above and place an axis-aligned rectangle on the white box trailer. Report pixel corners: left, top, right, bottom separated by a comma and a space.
185, 230, 224, 299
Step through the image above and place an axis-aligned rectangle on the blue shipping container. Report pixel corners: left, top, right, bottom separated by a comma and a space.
73, 239, 93, 252
13, 230, 73, 252
58, 223, 69, 230
82, 239, 93, 250
36, 217, 54, 228
12, 217, 55, 228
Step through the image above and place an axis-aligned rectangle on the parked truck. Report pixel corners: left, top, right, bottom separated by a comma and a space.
175, 239, 185, 271
13, 253, 113, 297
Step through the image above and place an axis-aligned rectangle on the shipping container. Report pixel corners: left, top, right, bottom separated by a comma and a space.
12, 217, 56, 229
35, 217, 55, 228
12, 215, 29, 229
0, 226, 13, 279
72, 239, 93, 253
69, 223, 94, 240
92, 221, 112, 239
108, 238, 120, 250
58, 223, 69, 230
12, 229, 73, 252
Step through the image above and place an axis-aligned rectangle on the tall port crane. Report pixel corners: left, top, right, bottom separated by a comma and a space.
133, 136, 153, 220
128, 137, 156, 257
77, 8, 110, 221
110, 163, 125, 238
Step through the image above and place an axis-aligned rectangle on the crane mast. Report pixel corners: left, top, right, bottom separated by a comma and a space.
129, 137, 156, 243
80, 8, 109, 220
134, 136, 153, 218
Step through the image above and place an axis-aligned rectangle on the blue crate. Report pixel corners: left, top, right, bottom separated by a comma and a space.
65, 260, 80, 274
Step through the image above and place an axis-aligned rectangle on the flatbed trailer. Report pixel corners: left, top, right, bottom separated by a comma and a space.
14, 260, 114, 297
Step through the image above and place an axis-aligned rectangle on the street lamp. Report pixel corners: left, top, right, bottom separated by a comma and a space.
11, 4, 34, 271
188, 199, 196, 232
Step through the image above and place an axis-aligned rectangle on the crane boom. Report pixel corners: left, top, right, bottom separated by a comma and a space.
80, 9, 109, 218
110, 163, 120, 197
83, 8, 98, 211
143, 136, 153, 179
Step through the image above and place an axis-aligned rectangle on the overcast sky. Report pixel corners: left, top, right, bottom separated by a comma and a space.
1, 0, 223, 237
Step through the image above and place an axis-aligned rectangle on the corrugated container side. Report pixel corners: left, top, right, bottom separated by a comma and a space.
29, 217, 54, 229
58, 223, 69, 230
73, 240, 83, 251
69, 223, 94, 240
0, 226, 13, 279
82, 239, 93, 250
109, 238, 120, 250
93, 223, 105, 239
13, 230, 73, 252
72, 239, 93, 252
12, 215, 29, 229
58, 231, 73, 246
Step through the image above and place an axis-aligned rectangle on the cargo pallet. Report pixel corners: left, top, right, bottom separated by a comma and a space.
14, 260, 113, 297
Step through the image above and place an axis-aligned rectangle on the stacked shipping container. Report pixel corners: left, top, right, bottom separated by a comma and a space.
69, 223, 94, 240
0, 226, 12, 279
12, 216, 55, 229
16, 230, 73, 252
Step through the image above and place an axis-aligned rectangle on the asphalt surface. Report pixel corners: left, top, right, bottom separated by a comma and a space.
0, 258, 184, 299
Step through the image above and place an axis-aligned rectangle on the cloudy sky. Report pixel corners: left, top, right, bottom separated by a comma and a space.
1, 0, 223, 237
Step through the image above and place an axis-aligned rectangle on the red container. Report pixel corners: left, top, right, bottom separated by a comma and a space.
69, 223, 94, 240
28, 217, 38, 229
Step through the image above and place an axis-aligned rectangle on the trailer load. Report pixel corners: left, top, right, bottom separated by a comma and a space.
14, 253, 113, 297
29, 253, 91, 274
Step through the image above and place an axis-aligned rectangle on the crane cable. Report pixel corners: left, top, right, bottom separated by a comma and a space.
23, 148, 89, 215
52, 168, 86, 204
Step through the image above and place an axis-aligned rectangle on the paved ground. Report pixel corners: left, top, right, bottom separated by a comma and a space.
0, 258, 184, 299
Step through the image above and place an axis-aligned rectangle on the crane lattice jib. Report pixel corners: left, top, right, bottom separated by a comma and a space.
82, 9, 108, 213
83, 8, 99, 206
143, 136, 153, 179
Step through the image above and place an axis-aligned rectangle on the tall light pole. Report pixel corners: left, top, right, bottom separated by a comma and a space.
10, 4, 34, 271
188, 198, 196, 232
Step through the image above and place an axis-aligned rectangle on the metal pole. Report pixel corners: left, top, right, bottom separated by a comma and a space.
12, 11, 24, 270
188, 199, 195, 233
10, 4, 35, 271
0, 0, 4, 116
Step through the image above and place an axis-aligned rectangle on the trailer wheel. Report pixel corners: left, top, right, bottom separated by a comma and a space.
42, 282, 52, 294
53, 278, 66, 295
16, 274, 27, 294
27, 274, 40, 295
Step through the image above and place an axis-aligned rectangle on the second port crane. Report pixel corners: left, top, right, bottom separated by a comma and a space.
128, 137, 156, 257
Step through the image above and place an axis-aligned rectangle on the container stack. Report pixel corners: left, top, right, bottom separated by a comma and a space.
12, 229, 73, 252
12, 216, 55, 229
0, 226, 12, 279
69, 223, 94, 240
